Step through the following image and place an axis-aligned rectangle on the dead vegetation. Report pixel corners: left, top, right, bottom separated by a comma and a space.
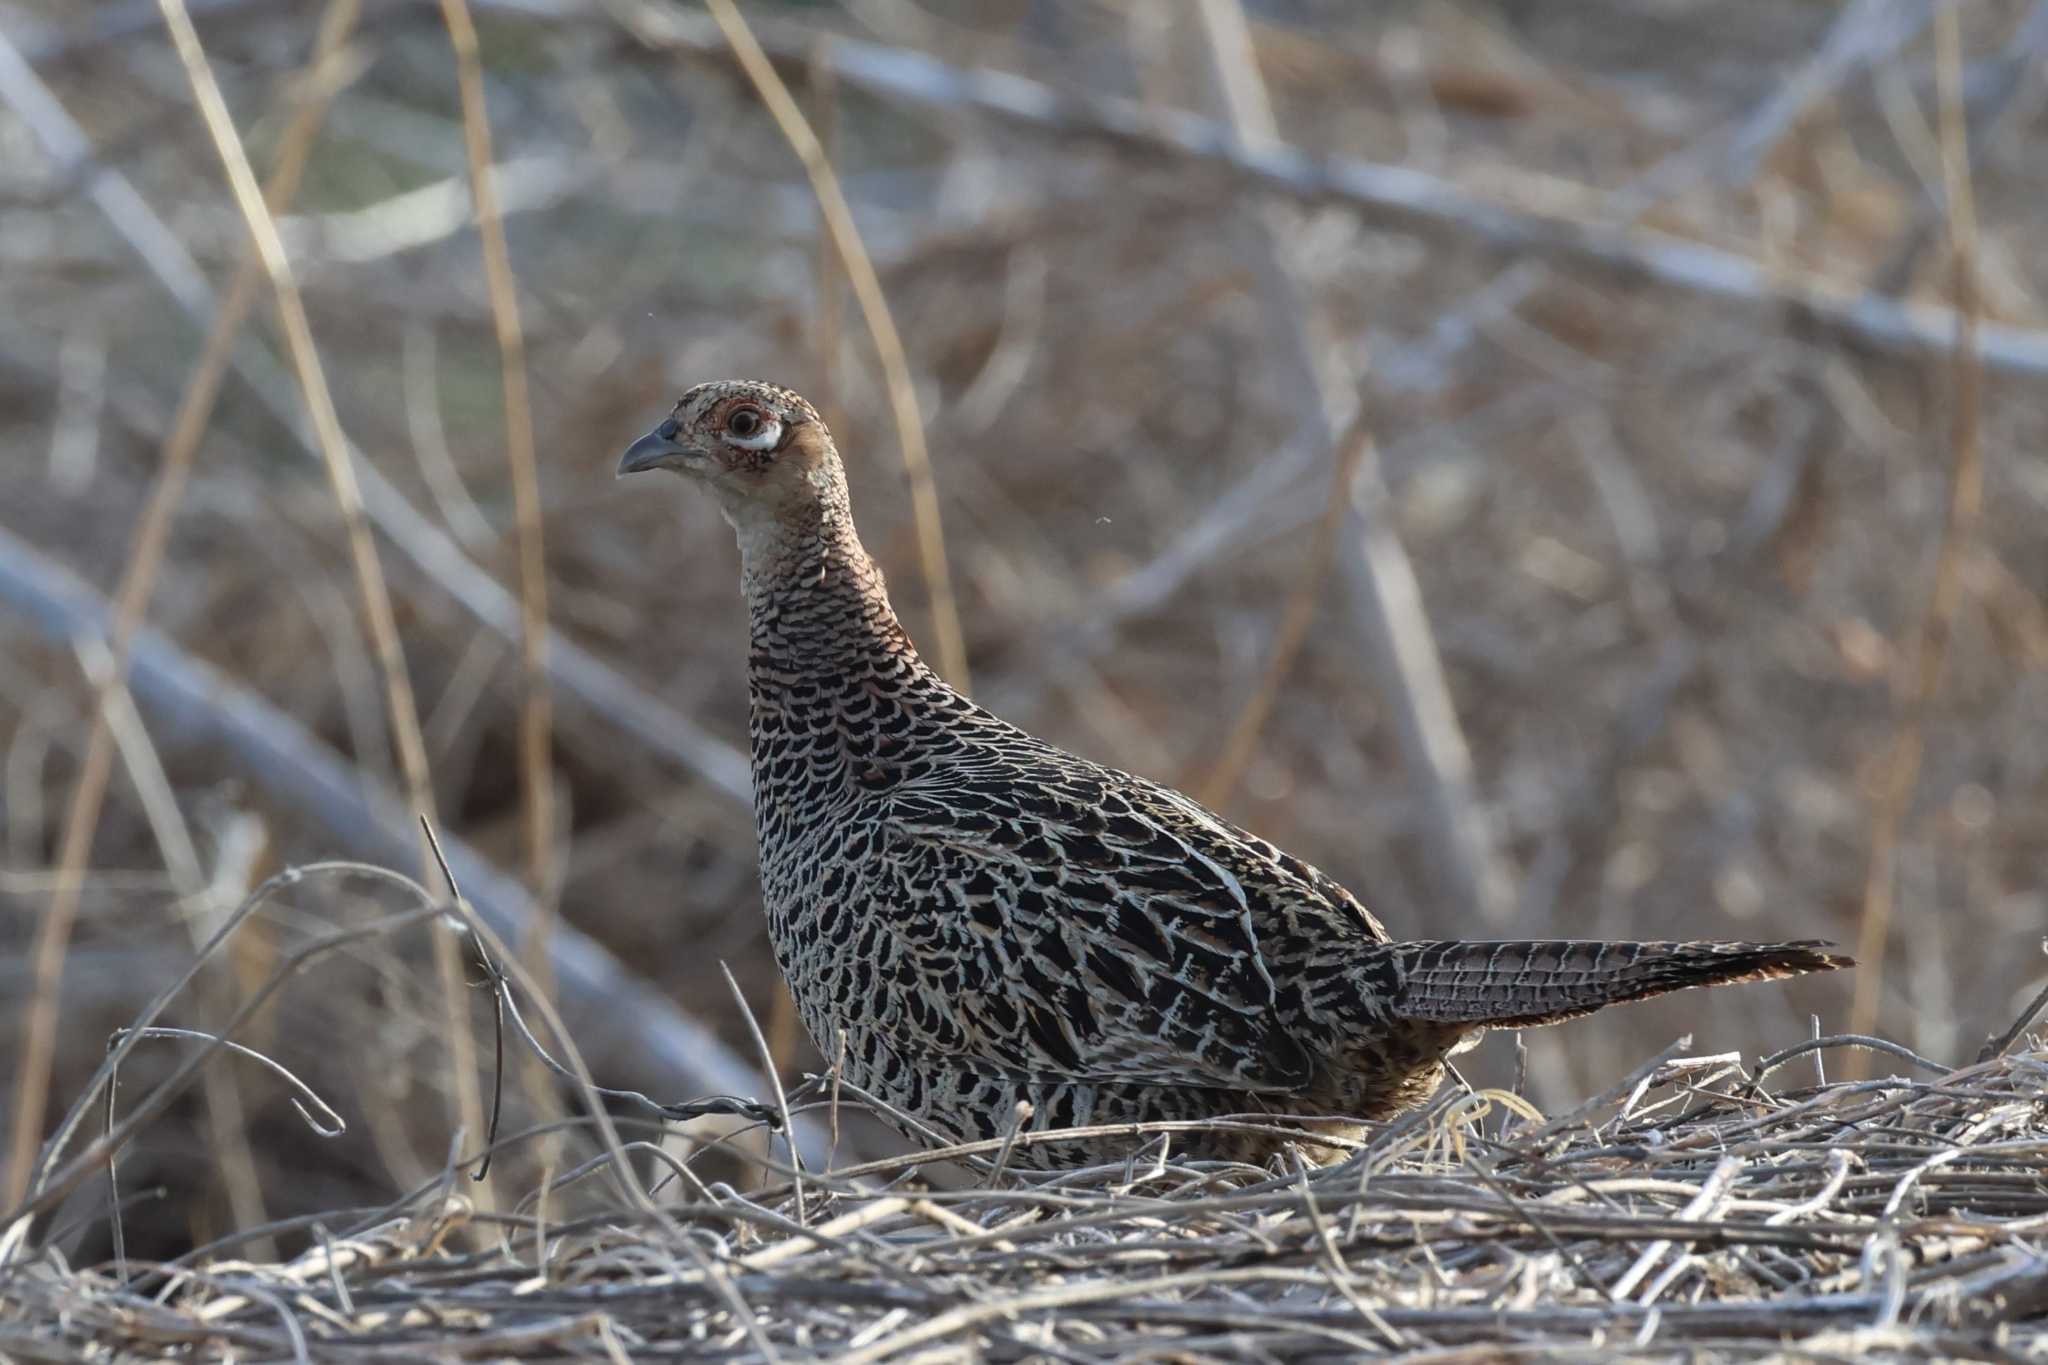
1, 0, 2046, 1355
8, 983, 2047, 1358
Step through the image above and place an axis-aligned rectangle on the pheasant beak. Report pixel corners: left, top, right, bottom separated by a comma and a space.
616, 422, 696, 477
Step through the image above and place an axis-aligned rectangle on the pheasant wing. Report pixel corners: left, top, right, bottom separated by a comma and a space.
871, 767, 1317, 1094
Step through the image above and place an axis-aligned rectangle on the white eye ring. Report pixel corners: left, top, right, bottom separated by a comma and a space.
725, 408, 783, 451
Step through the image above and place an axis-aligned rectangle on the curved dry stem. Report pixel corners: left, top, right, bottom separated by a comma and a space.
417, 822, 653, 1216
703, 0, 971, 689
8, 863, 446, 1228
109, 1029, 349, 1139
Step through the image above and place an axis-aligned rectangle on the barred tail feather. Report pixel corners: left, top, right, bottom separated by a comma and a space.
1391, 939, 1852, 1028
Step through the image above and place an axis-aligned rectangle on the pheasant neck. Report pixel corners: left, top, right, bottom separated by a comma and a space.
737, 496, 922, 677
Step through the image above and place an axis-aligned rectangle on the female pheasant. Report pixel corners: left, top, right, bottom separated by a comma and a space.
618, 379, 1849, 1166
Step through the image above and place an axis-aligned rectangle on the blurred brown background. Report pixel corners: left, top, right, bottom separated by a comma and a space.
1, 0, 2043, 1260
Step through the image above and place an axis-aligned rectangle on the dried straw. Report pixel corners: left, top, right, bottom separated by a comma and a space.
5, 1013, 2041, 1360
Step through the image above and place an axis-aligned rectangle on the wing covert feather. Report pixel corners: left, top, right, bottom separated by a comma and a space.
868, 765, 1321, 1093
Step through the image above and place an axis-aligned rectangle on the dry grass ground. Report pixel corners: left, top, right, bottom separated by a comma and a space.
8, 1009, 2048, 1358
0, 0, 2044, 1354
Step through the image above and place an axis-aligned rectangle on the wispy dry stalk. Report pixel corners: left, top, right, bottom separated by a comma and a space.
702, 0, 971, 689
152, 0, 491, 1204
8, 878, 450, 1226
1, 0, 362, 1208
436, 0, 558, 981
1846, 0, 1983, 1064
1196, 412, 1371, 809
420, 824, 660, 1219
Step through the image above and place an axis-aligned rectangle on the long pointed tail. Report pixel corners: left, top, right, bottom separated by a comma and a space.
1391, 939, 1851, 1028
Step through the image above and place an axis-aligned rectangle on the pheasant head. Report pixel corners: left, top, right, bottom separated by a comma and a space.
617, 379, 843, 535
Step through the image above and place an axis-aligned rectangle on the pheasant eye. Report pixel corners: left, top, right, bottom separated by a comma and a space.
728, 408, 762, 437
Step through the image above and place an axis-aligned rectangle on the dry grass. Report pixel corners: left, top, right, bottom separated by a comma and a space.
5, 1021, 2045, 1358
1, 0, 2046, 1348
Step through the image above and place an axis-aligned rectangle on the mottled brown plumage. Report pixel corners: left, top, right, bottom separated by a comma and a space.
618, 380, 1851, 1166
